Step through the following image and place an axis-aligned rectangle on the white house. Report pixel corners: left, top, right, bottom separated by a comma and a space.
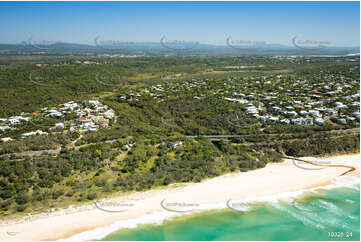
48, 111, 63, 118
21, 130, 48, 138
315, 118, 325, 126
280, 119, 290, 125
272, 106, 281, 112
54, 123, 64, 129
286, 111, 298, 117
245, 106, 258, 115
6, 118, 20, 125
258, 116, 268, 123
268, 116, 279, 123
0, 125, 11, 132
0, 137, 14, 142
104, 110, 115, 119
299, 110, 308, 116
309, 110, 321, 117
80, 122, 98, 131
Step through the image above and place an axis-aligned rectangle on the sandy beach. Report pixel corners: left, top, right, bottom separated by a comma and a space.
0, 153, 359, 241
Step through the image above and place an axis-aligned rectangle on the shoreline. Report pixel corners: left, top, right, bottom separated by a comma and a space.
0, 153, 359, 241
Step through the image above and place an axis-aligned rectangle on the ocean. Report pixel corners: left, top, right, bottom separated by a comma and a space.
101, 177, 359, 241
63, 177, 360, 241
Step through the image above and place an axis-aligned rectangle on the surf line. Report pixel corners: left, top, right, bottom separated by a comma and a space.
284, 156, 356, 176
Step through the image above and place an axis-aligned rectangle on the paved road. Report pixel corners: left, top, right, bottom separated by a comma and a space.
185, 128, 359, 139
1, 128, 358, 158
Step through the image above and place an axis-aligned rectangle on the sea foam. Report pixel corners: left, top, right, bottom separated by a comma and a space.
59, 176, 360, 241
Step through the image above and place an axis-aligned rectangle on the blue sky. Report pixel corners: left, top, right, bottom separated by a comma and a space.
0, 1, 359, 46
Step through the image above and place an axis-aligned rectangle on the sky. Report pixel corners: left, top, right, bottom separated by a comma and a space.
0, 1, 359, 47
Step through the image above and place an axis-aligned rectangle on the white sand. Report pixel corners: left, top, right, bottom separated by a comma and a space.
0, 153, 359, 241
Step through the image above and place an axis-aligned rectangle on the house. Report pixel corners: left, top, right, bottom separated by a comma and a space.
272, 106, 281, 112
79, 118, 92, 123
167, 141, 183, 148
268, 116, 279, 123
60, 101, 78, 111
351, 102, 360, 107
245, 106, 258, 115
246, 94, 255, 100
280, 119, 290, 125
104, 110, 115, 119
309, 110, 321, 117
303, 118, 313, 125
286, 111, 298, 117
0, 125, 11, 132
89, 100, 101, 106
324, 108, 336, 115
100, 122, 109, 128
225, 97, 249, 104
6, 118, 20, 125
80, 122, 98, 131
353, 112, 360, 119
48, 111, 63, 118
326, 91, 336, 96
347, 116, 356, 122
315, 118, 325, 126
233, 92, 245, 97
336, 118, 347, 124
291, 118, 313, 126
0, 137, 14, 142
258, 116, 268, 123
299, 111, 308, 116
335, 104, 348, 110
21, 130, 48, 138
293, 105, 304, 110
50, 123, 64, 130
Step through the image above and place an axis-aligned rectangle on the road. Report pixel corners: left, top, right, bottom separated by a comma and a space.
185, 128, 359, 139
1, 128, 358, 159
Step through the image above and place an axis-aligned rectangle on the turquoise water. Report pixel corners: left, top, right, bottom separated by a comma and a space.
102, 183, 360, 241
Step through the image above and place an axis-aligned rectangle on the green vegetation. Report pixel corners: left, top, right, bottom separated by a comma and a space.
0, 54, 359, 217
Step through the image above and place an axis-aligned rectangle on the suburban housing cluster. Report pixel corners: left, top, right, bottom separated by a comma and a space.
117, 68, 359, 127
0, 100, 116, 142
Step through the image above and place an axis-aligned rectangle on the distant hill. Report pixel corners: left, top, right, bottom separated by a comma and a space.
0, 41, 359, 56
